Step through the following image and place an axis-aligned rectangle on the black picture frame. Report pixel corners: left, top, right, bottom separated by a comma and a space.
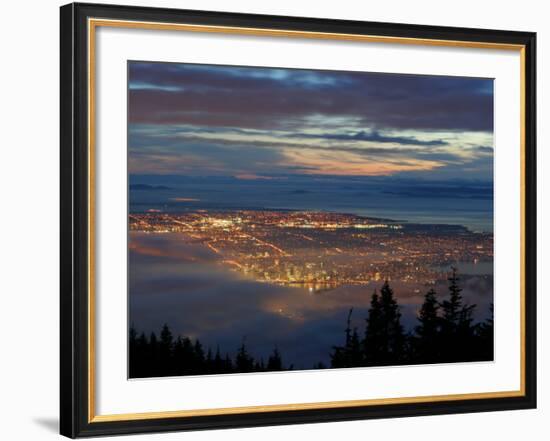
60, 2, 537, 438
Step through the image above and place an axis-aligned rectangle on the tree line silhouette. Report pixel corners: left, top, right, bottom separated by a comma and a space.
331, 268, 493, 368
129, 268, 493, 378
129, 327, 289, 378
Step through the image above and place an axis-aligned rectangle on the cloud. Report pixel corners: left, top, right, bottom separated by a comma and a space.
476, 146, 494, 153
280, 147, 444, 176
287, 129, 448, 146
127, 62, 494, 179
234, 174, 282, 180
129, 62, 494, 133
128, 121, 495, 178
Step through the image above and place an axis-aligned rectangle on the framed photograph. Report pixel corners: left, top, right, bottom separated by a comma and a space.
60, 2, 536, 438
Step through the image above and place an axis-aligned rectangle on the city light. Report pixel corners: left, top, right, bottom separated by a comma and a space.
130, 210, 493, 290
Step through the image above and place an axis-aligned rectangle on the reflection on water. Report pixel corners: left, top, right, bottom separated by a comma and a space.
129, 232, 493, 368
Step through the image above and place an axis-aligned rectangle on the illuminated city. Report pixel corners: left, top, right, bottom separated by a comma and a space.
130, 210, 493, 291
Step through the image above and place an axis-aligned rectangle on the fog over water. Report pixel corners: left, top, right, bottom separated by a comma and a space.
129, 232, 493, 369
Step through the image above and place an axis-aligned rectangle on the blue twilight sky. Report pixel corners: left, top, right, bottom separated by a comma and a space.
128, 61, 494, 181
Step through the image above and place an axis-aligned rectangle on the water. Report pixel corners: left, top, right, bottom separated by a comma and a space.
129, 175, 493, 232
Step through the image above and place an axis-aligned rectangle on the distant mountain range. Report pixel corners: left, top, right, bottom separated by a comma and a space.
129, 184, 172, 191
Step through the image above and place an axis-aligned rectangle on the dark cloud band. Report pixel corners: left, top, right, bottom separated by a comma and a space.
129, 62, 494, 133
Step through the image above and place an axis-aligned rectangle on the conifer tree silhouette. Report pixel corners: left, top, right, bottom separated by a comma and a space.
414, 288, 442, 363
205, 348, 214, 374
223, 353, 234, 373
363, 290, 384, 365
442, 267, 463, 329
193, 340, 205, 373
148, 332, 159, 376
331, 308, 362, 367
129, 325, 138, 377
440, 267, 477, 361
213, 346, 224, 373
235, 340, 255, 373
159, 323, 174, 375
267, 347, 283, 371
364, 282, 405, 365
475, 303, 494, 360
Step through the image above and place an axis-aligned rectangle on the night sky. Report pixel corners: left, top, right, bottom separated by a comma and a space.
128, 62, 494, 181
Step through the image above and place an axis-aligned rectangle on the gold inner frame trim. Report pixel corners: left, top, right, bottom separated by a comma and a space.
91, 390, 524, 423
87, 17, 527, 423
